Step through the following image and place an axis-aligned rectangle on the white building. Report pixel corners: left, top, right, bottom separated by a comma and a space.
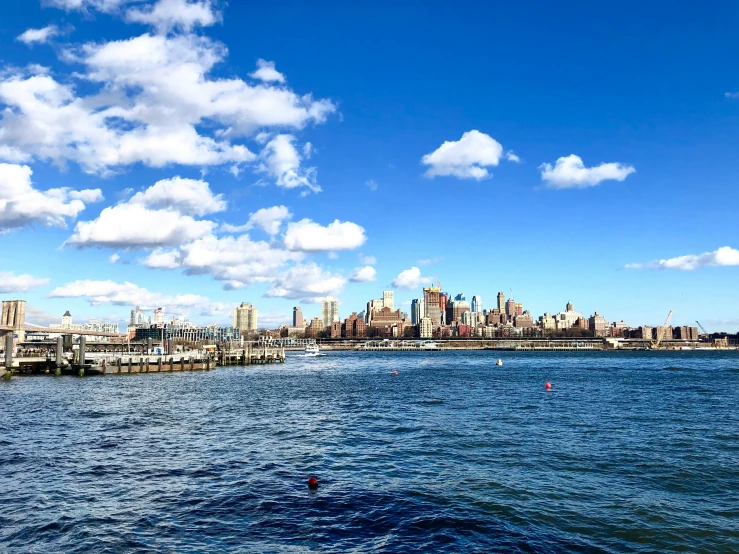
130, 306, 149, 326
383, 291, 394, 312
321, 297, 339, 327
419, 317, 433, 338
233, 302, 258, 333
554, 302, 585, 330
471, 295, 483, 314
154, 308, 165, 327
540, 312, 556, 330
411, 298, 425, 325
50, 311, 84, 331
84, 319, 121, 342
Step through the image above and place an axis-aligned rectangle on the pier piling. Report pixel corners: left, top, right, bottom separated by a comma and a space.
5, 333, 13, 370
56, 336, 63, 368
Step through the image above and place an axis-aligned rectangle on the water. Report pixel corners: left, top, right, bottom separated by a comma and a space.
2, 351, 738, 553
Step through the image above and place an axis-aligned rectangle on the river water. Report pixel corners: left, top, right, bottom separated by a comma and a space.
1, 351, 738, 553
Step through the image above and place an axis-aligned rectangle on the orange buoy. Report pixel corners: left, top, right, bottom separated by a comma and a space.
308, 476, 318, 489
545, 382, 552, 391
393, 370, 398, 375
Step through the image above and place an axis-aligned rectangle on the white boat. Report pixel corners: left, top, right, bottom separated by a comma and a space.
305, 344, 320, 356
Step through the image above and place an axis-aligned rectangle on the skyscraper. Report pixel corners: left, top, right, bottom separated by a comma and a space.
471, 295, 482, 313
497, 292, 505, 313
293, 306, 304, 327
411, 298, 425, 325
423, 286, 442, 325
321, 296, 339, 327
506, 298, 516, 318
233, 302, 258, 332
383, 291, 394, 312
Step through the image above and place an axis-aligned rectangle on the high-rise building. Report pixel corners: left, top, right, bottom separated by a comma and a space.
130, 306, 149, 326
588, 312, 610, 337
154, 308, 166, 327
233, 302, 258, 333
497, 292, 506, 313
506, 299, 516, 318
446, 295, 471, 323
439, 292, 449, 325
471, 295, 483, 314
515, 303, 523, 316
293, 306, 304, 328
321, 296, 339, 327
411, 298, 425, 325
419, 317, 433, 338
383, 291, 394, 312
423, 286, 442, 325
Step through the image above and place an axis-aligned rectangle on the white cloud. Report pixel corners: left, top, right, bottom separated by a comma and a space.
126, 0, 221, 32
128, 176, 226, 216
222, 205, 291, 235
505, 150, 520, 163
265, 263, 346, 302
417, 257, 442, 266
49, 278, 232, 318
365, 179, 378, 191
626, 246, 739, 271
258, 134, 320, 193
0, 271, 50, 293
44, 0, 134, 12
109, 253, 120, 263
350, 266, 376, 282
284, 219, 366, 252
67, 203, 215, 248
359, 254, 376, 265
0, 33, 334, 174
0, 163, 101, 230
724, 92, 739, 99
540, 154, 635, 189
249, 59, 286, 84
142, 233, 303, 289
17, 25, 60, 45
391, 266, 432, 290
422, 130, 509, 180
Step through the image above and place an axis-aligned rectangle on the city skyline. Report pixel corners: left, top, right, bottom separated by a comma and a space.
1, 1, 738, 332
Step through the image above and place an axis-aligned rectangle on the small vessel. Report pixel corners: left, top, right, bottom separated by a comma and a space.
305, 344, 320, 356
496, 359, 503, 366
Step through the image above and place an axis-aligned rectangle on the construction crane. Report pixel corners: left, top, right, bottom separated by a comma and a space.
695, 321, 708, 335
651, 310, 674, 349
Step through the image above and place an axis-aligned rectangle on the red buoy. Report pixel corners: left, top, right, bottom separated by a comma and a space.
393, 370, 398, 375
308, 476, 318, 489
545, 382, 552, 391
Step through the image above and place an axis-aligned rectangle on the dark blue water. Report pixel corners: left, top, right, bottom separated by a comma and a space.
2, 351, 738, 553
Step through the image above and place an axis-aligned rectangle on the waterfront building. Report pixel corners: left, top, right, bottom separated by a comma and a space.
130, 306, 149, 326
321, 297, 340, 327
674, 326, 699, 340
461, 311, 481, 326
588, 312, 610, 337
639, 326, 653, 340
411, 298, 425, 325
555, 302, 585, 330
654, 325, 673, 342
383, 291, 394, 312
419, 317, 433, 338
84, 319, 120, 342
309, 317, 323, 337
368, 307, 404, 328
293, 306, 304, 328
514, 312, 534, 328
471, 295, 483, 314
423, 286, 442, 325
330, 321, 342, 338
497, 292, 506, 313
233, 302, 258, 333
540, 312, 556, 330
343, 312, 367, 338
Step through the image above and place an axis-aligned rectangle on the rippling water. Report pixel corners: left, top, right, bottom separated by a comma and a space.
2, 351, 738, 553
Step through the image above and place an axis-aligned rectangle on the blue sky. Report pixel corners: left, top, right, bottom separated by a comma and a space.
1, 0, 738, 331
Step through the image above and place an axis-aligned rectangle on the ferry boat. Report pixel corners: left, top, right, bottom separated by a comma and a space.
305, 344, 320, 356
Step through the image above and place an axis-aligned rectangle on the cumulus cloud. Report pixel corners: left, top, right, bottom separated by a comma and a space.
109, 253, 120, 263
265, 263, 346, 302
17, 25, 60, 45
350, 266, 376, 282
0, 271, 50, 293
49, 278, 232, 317
44, 0, 134, 12
142, 233, 303, 288
221, 205, 291, 235
0, 163, 102, 230
284, 219, 366, 252
422, 130, 510, 180
126, 0, 221, 32
625, 246, 739, 271
67, 203, 215, 248
128, 176, 226, 216
250, 59, 286, 84
0, 33, 334, 175
258, 134, 320, 193
540, 154, 635, 189
391, 266, 432, 290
